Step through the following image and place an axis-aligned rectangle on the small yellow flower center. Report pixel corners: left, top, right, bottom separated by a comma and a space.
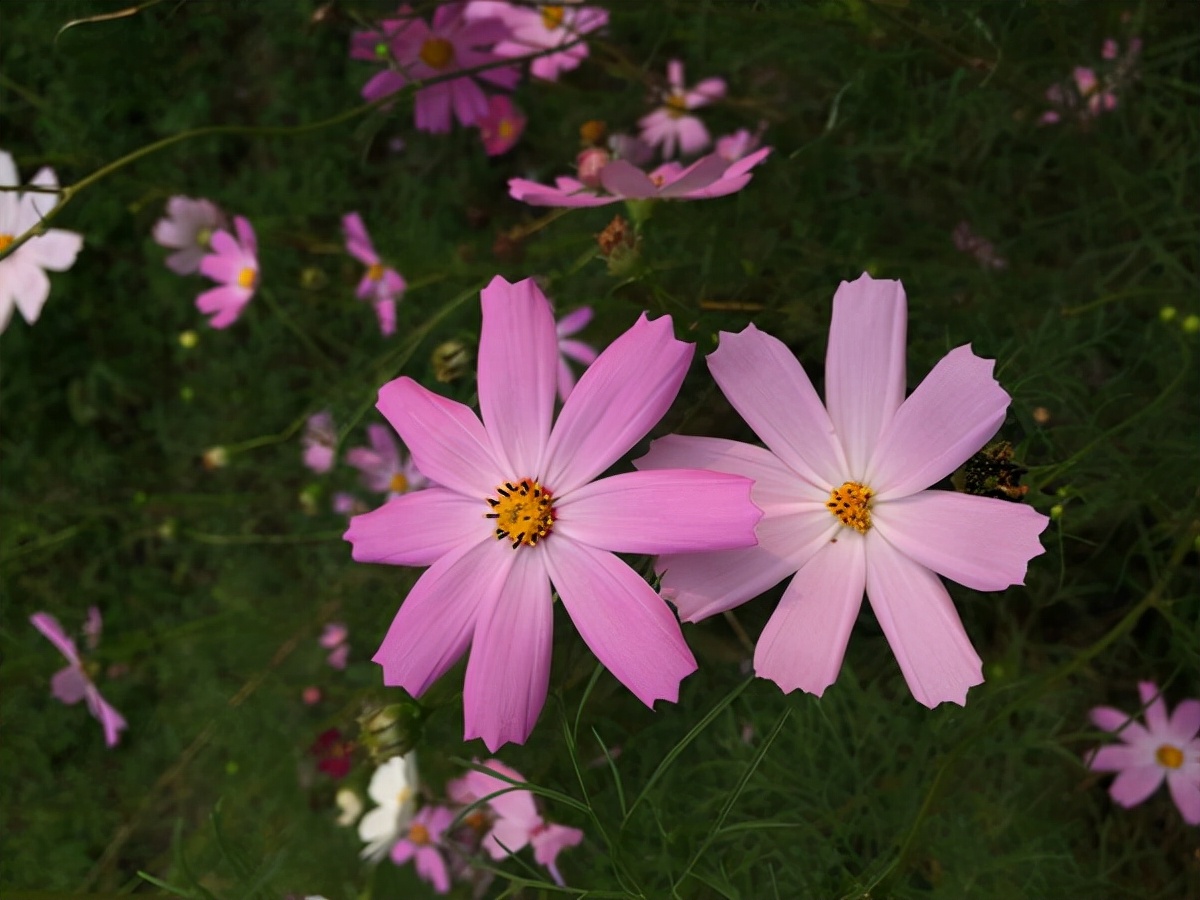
236, 267, 256, 289
827, 481, 874, 533
579, 119, 607, 145
498, 119, 514, 139
1156, 743, 1184, 769
419, 37, 455, 70
195, 227, 213, 249
409, 822, 430, 845
486, 478, 554, 549
0, 233, 14, 252
395, 786, 412, 806
367, 262, 384, 281
541, 5, 565, 29
389, 472, 409, 494
665, 93, 688, 119
464, 810, 487, 830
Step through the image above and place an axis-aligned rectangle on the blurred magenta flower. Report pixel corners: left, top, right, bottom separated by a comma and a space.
342, 212, 405, 336
554, 306, 597, 402
320, 621, 350, 669
30, 610, 126, 747
1087, 681, 1200, 825
508, 147, 771, 207
390, 805, 455, 893
477, 94, 526, 156
310, 727, 355, 779
351, 3, 520, 133
152, 196, 227, 275
0, 150, 83, 334
196, 215, 257, 329
952, 221, 1008, 270
302, 410, 338, 474
465, 1, 609, 81
346, 423, 428, 497
637, 273, 1049, 708
360, 752, 419, 861
344, 276, 762, 750
638, 60, 726, 159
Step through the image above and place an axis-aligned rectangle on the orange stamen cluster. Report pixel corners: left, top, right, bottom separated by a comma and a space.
389, 472, 409, 494
0, 234, 16, 252
236, 267, 257, 289
1156, 744, 1184, 769
420, 37, 455, 70
827, 481, 874, 533
541, 5, 565, 30
409, 822, 431, 845
367, 262, 384, 281
665, 93, 688, 119
487, 478, 554, 549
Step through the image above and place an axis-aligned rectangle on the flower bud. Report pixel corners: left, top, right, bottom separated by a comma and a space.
576, 148, 611, 188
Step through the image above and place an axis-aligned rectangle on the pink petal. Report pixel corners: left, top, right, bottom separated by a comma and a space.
686, 77, 727, 108
1087, 744, 1148, 773
450, 77, 490, 127
195, 285, 250, 329
556, 357, 577, 403
391, 840, 416, 865
51, 665, 89, 704
486, 816, 533, 858
85, 685, 127, 747
656, 154, 731, 198
1138, 681, 1170, 735
468, 759, 541, 828
1108, 764, 1165, 808
558, 338, 597, 366
30, 612, 80, 664
478, 276, 558, 476
1169, 699, 1200, 742
556, 306, 593, 336
867, 345, 1010, 501
555, 469, 760, 554
346, 488, 488, 568
674, 117, 712, 156
372, 538, 514, 696
208, 228, 239, 259
363, 69, 407, 102
541, 314, 691, 493
531, 823, 584, 867
1091, 705, 1147, 740
824, 275, 908, 479
507, 177, 618, 208
164, 247, 205, 275
863, 532, 983, 707
599, 160, 658, 199
233, 216, 256, 256
341, 212, 378, 265
755, 537, 866, 696
375, 298, 397, 336
463, 551, 554, 750
1167, 770, 1200, 825
415, 846, 451, 893
376, 377, 503, 497
872, 491, 1048, 592
415, 83, 454, 133
544, 538, 696, 706
26, 229, 82, 271
10, 258, 51, 325
199, 253, 242, 285
707, 324, 846, 491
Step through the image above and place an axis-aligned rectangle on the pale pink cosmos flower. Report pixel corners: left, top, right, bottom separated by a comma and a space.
638, 60, 726, 159
1087, 681, 1200, 825
509, 147, 771, 208
390, 805, 455, 893
636, 273, 1050, 708
555, 306, 597, 402
715, 123, 766, 162
320, 622, 350, 670
448, 759, 583, 886
952, 221, 1008, 271
152, 196, 227, 275
351, 4, 520, 133
464, 1, 609, 81
342, 213, 405, 337
196, 216, 258, 329
477, 94, 527, 156
0, 150, 84, 334
344, 276, 762, 750
30, 610, 127, 747
346, 423, 429, 498
302, 410, 338, 474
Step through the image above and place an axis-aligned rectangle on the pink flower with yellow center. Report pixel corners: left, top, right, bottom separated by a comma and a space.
636, 273, 1050, 708
346, 423, 428, 498
464, 1, 609, 81
638, 59, 726, 159
477, 94, 527, 156
390, 805, 455, 893
30, 610, 126, 747
344, 276, 762, 750
1087, 681, 1200, 825
152, 196, 227, 275
342, 212, 406, 336
195, 215, 258, 329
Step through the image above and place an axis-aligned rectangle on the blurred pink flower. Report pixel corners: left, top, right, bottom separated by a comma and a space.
477, 94, 527, 156
83, 605, 103, 650
464, 1, 608, 81
952, 221, 1008, 270
333, 492, 369, 517
391, 805, 455, 893
554, 306, 597, 402
636, 274, 1049, 708
344, 276, 762, 749
715, 124, 766, 162
607, 133, 654, 167
509, 147, 771, 208
320, 622, 350, 669
1040, 38, 1140, 125
30, 610, 126, 747
0, 150, 83, 334
346, 423, 428, 497
153, 196, 227, 275
342, 213, 405, 336
351, 4, 520, 133
638, 60, 726, 159
196, 215, 257, 329
302, 410, 338, 474
302, 686, 322, 705
1087, 681, 1200, 825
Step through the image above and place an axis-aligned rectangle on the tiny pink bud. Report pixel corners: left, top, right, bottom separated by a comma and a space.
576, 148, 611, 188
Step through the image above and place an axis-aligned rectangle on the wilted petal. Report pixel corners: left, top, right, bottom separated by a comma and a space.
1108, 764, 1164, 808
345, 488, 487, 567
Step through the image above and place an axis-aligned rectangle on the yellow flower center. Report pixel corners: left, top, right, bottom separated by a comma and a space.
195, 227, 213, 249
236, 267, 256, 289
826, 481, 874, 533
464, 810, 487, 830
409, 822, 430, 845
395, 786, 412, 806
498, 119, 514, 139
665, 92, 688, 119
487, 478, 554, 549
579, 119, 606, 145
367, 262, 384, 281
0, 233, 16, 252
1156, 743, 1184, 769
419, 37, 455, 70
541, 5, 565, 29
389, 472, 409, 494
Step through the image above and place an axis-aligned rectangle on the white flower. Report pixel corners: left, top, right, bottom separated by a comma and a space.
0, 150, 83, 333
335, 787, 364, 827
357, 752, 419, 861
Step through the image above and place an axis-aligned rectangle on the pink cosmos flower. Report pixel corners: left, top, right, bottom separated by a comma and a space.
554, 306, 597, 402
152, 196, 227, 275
477, 94, 527, 156
30, 610, 126, 747
464, 1, 609, 81
715, 124, 766, 162
351, 4, 521, 133
0, 150, 83, 334
449, 759, 584, 886
344, 276, 762, 750
952, 221, 1008, 271
346, 423, 429, 497
391, 805, 455, 893
508, 147, 771, 208
1087, 681, 1200, 825
333, 492, 369, 517
320, 622, 350, 670
636, 274, 1049, 708
638, 60, 726, 159
196, 215, 258, 329
302, 410, 338, 474
342, 212, 405, 337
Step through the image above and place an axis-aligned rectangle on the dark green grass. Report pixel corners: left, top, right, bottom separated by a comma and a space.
1, 0, 1197, 897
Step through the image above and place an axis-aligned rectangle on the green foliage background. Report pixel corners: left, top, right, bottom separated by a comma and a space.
1, 0, 1197, 897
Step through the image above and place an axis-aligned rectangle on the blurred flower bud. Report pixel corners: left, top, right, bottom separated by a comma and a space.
1032, 406, 1051, 425
358, 701, 424, 763
432, 340, 472, 383
202, 446, 228, 470
335, 787, 364, 826
299, 483, 321, 516
579, 119, 607, 146
180, 385, 195, 402
179, 330, 199, 349
1183, 314, 1200, 334
300, 267, 328, 291
597, 214, 641, 277
576, 148, 611, 188
1050, 504, 1065, 520
302, 686, 322, 705
1159, 306, 1177, 322
492, 230, 524, 264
